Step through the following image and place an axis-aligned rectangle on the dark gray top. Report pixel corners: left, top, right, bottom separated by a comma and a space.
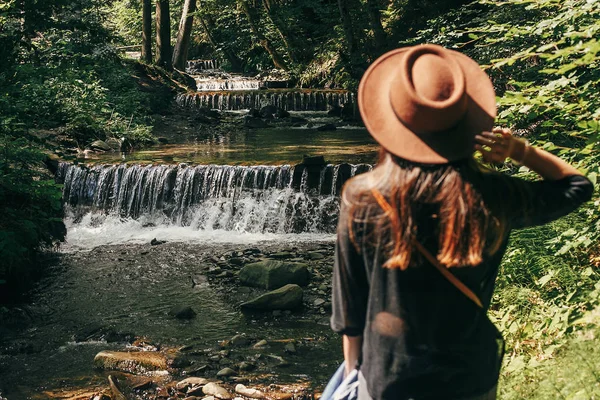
331, 173, 593, 400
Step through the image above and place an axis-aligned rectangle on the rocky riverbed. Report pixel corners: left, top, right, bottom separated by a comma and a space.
0, 240, 342, 400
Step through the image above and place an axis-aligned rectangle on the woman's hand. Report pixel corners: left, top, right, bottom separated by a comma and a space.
475, 127, 516, 164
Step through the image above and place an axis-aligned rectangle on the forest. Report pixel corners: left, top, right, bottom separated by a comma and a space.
0, 0, 599, 398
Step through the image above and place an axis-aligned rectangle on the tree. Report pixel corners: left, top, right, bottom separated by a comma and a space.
239, 0, 287, 70
142, 0, 153, 63
172, 0, 196, 70
337, 0, 358, 59
261, 0, 295, 64
155, 0, 172, 70
365, 0, 387, 53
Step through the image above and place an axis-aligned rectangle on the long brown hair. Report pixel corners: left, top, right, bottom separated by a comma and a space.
342, 150, 507, 269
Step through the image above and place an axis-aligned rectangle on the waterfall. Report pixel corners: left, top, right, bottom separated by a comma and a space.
176, 91, 355, 112
195, 79, 262, 91
187, 59, 220, 73
57, 162, 372, 235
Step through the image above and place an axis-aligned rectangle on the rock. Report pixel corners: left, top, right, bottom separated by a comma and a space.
192, 275, 209, 288
106, 138, 122, 150
169, 305, 197, 320
229, 257, 244, 266
157, 137, 169, 144
284, 343, 296, 353
243, 116, 268, 129
253, 340, 268, 348
237, 361, 256, 371
313, 298, 326, 307
94, 351, 169, 374
272, 310, 282, 317
231, 334, 250, 347
306, 251, 325, 260
235, 384, 266, 399
217, 367, 237, 377
301, 155, 326, 166
108, 375, 127, 400
151, 238, 167, 246
203, 382, 233, 399
239, 260, 309, 290
44, 154, 60, 174
241, 284, 303, 311
247, 108, 261, 118
270, 251, 293, 259
275, 108, 290, 118
90, 140, 112, 152
327, 105, 342, 117
316, 123, 337, 131
259, 105, 278, 118
130, 376, 153, 391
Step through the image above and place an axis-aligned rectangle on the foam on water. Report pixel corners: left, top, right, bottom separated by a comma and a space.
62, 213, 334, 251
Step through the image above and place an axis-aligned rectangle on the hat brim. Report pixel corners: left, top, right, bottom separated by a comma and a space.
358, 47, 497, 164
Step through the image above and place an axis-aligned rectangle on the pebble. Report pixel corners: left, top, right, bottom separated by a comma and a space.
284, 343, 296, 354
203, 382, 233, 399
235, 384, 266, 399
217, 367, 237, 377
253, 339, 268, 348
176, 378, 209, 391
313, 299, 326, 307
231, 334, 250, 346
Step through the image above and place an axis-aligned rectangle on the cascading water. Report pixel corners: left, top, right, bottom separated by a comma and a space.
176, 90, 355, 112
195, 78, 263, 91
57, 162, 372, 245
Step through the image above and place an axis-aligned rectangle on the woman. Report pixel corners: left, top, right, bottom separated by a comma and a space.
330, 44, 593, 400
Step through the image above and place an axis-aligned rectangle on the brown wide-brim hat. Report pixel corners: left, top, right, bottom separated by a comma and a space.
358, 44, 497, 164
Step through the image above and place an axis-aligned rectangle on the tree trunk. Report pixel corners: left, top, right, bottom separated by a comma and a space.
155, 0, 172, 70
337, 0, 357, 58
198, 15, 244, 72
172, 0, 196, 70
365, 0, 387, 53
261, 0, 295, 63
141, 0, 153, 63
240, 0, 287, 70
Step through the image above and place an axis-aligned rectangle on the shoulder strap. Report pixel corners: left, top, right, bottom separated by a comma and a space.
370, 188, 483, 309
412, 240, 483, 308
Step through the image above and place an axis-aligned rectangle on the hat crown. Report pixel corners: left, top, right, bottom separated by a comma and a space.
389, 45, 468, 134
413, 54, 455, 102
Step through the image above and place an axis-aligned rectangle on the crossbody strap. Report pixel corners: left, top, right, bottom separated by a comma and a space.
370, 188, 483, 309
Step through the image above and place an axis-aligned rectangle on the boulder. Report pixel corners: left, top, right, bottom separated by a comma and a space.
94, 351, 168, 374
259, 105, 278, 118
316, 123, 337, 131
239, 261, 308, 290
241, 284, 303, 311
301, 155, 326, 166
89, 140, 112, 152
275, 108, 290, 118
168, 305, 197, 319
243, 116, 268, 129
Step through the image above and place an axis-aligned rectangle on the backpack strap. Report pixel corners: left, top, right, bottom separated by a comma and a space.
370, 188, 483, 309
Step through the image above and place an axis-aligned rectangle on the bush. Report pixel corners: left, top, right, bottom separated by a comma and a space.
0, 128, 66, 295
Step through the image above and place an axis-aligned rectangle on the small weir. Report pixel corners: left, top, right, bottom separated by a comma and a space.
176, 90, 355, 112
57, 162, 371, 235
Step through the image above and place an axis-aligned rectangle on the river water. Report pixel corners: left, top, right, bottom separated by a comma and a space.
0, 111, 376, 398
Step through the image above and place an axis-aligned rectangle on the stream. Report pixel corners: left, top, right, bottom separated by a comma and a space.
0, 62, 376, 399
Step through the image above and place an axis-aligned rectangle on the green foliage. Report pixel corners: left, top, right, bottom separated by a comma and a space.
402, 0, 600, 397
0, 128, 65, 286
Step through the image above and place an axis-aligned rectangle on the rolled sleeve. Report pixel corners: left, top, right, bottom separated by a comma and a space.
330, 207, 369, 336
